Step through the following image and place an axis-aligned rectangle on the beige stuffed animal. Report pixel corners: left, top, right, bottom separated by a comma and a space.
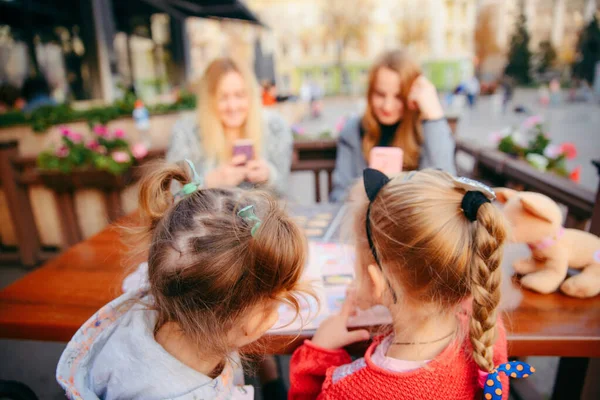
496, 188, 600, 298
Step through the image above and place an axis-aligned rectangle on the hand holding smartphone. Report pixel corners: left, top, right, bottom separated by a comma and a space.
232, 139, 255, 166
369, 147, 403, 176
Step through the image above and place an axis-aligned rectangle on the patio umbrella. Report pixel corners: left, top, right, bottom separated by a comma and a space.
141, 0, 263, 25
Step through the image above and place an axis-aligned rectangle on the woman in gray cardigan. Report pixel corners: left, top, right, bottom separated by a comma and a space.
167, 58, 292, 195
330, 50, 456, 202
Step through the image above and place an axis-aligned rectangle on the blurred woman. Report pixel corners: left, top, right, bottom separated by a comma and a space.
167, 58, 292, 195
330, 50, 456, 202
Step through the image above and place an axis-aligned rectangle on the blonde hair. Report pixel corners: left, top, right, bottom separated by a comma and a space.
362, 50, 423, 170
130, 160, 308, 359
196, 58, 263, 163
351, 170, 507, 372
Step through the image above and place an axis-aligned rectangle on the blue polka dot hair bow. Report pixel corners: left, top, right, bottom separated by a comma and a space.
174, 159, 203, 201
481, 361, 535, 399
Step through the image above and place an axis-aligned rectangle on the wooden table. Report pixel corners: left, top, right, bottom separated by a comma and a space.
1, 205, 598, 353
1, 205, 599, 399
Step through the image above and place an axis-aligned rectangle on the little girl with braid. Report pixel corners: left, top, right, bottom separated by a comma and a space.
290, 169, 535, 400
57, 160, 310, 399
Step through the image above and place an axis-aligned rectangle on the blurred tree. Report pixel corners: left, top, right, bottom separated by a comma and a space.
396, 3, 429, 55
536, 40, 557, 75
573, 15, 600, 85
504, 11, 532, 85
322, 0, 373, 94
474, 3, 502, 69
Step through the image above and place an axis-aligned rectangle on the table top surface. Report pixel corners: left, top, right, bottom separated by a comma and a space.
1, 205, 599, 357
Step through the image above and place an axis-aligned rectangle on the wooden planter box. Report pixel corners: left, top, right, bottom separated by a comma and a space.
0, 111, 189, 157
36, 168, 135, 247
38, 169, 133, 192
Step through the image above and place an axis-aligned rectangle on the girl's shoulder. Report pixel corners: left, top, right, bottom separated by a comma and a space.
172, 113, 199, 138
338, 115, 362, 142
168, 114, 202, 162
262, 108, 289, 137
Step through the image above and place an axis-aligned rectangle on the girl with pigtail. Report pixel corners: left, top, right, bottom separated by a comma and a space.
57, 160, 311, 400
290, 169, 535, 400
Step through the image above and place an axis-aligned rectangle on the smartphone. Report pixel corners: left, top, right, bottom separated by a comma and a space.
232, 139, 255, 165
369, 147, 403, 175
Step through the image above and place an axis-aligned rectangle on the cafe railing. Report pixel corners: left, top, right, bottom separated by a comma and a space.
455, 139, 597, 230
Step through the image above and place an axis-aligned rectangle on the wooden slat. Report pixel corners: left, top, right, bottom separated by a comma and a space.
0, 142, 41, 266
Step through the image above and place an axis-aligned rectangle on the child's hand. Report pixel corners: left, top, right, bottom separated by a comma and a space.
311, 291, 370, 350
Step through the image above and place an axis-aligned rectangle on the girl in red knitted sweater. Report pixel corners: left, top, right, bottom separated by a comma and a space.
290, 169, 534, 400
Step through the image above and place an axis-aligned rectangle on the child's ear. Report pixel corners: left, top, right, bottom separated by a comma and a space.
233, 304, 279, 348
367, 264, 387, 304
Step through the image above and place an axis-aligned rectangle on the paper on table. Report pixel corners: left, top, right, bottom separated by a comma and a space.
269, 242, 392, 334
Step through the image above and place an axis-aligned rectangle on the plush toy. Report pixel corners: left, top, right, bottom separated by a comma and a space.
496, 188, 600, 298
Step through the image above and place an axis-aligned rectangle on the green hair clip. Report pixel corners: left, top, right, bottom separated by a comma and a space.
237, 205, 262, 236
174, 159, 203, 200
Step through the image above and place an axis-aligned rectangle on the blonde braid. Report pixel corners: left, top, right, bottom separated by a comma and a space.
469, 202, 507, 372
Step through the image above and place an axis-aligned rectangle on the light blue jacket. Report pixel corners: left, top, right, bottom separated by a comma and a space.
56, 290, 249, 400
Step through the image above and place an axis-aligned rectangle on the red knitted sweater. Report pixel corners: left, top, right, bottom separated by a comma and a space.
289, 325, 508, 400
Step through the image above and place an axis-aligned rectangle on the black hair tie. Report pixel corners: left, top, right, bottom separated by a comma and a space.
461, 191, 490, 222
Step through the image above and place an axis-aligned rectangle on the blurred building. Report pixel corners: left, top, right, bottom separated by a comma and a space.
0, 0, 262, 103
249, 0, 477, 94
186, 18, 262, 82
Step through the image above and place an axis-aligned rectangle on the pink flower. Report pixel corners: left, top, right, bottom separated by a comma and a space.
489, 127, 511, 144
70, 132, 83, 143
96, 145, 107, 155
559, 142, 577, 160
59, 126, 72, 137
93, 125, 108, 137
543, 144, 561, 159
489, 132, 504, 144
55, 145, 69, 158
522, 115, 543, 129
86, 140, 99, 150
114, 129, 126, 139
131, 143, 148, 160
112, 151, 131, 163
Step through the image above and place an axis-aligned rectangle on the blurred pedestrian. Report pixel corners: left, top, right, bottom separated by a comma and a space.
0, 83, 22, 113
500, 75, 514, 114
21, 75, 57, 113
465, 75, 480, 108
309, 79, 323, 118
261, 79, 277, 106
538, 84, 550, 106
549, 78, 561, 105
